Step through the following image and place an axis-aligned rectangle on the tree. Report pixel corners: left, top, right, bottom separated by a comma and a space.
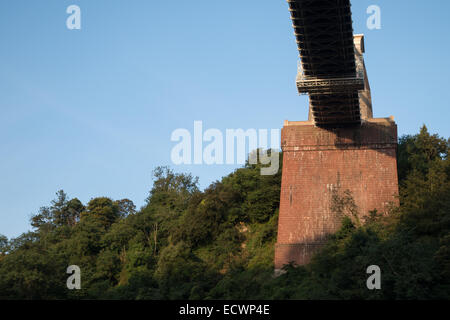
54, 198, 84, 227
0, 234, 8, 256
82, 197, 121, 228
30, 190, 84, 231
397, 125, 449, 183
115, 199, 136, 218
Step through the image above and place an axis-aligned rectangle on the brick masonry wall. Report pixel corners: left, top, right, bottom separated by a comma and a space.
275, 119, 399, 269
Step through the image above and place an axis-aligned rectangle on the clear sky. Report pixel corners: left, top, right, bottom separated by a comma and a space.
1, 0, 449, 239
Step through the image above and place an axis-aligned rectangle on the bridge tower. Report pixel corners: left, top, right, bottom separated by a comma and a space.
275, 0, 399, 270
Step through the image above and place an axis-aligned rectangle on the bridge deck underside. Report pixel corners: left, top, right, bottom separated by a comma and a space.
288, 0, 361, 127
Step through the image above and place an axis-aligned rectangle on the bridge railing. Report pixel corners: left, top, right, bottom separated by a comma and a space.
296, 53, 365, 95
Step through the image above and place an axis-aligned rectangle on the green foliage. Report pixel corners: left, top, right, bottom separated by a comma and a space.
331, 189, 361, 226
0, 130, 449, 300
30, 190, 84, 231
0, 234, 8, 256
0, 233, 67, 299
397, 125, 449, 182
83, 197, 120, 228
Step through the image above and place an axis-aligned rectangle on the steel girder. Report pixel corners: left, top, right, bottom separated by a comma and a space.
287, 0, 362, 127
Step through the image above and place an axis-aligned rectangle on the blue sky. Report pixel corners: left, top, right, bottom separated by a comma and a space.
0, 0, 449, 239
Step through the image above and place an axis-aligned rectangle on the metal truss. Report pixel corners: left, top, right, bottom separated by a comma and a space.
287, 0, 364, 127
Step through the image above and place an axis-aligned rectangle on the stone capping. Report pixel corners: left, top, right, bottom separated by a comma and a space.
281, 117, 398, 150
282, 144, 398, 152
283, 117, 395, 127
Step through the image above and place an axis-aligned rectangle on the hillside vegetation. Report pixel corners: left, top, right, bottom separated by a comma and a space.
0, 126, 449, 299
